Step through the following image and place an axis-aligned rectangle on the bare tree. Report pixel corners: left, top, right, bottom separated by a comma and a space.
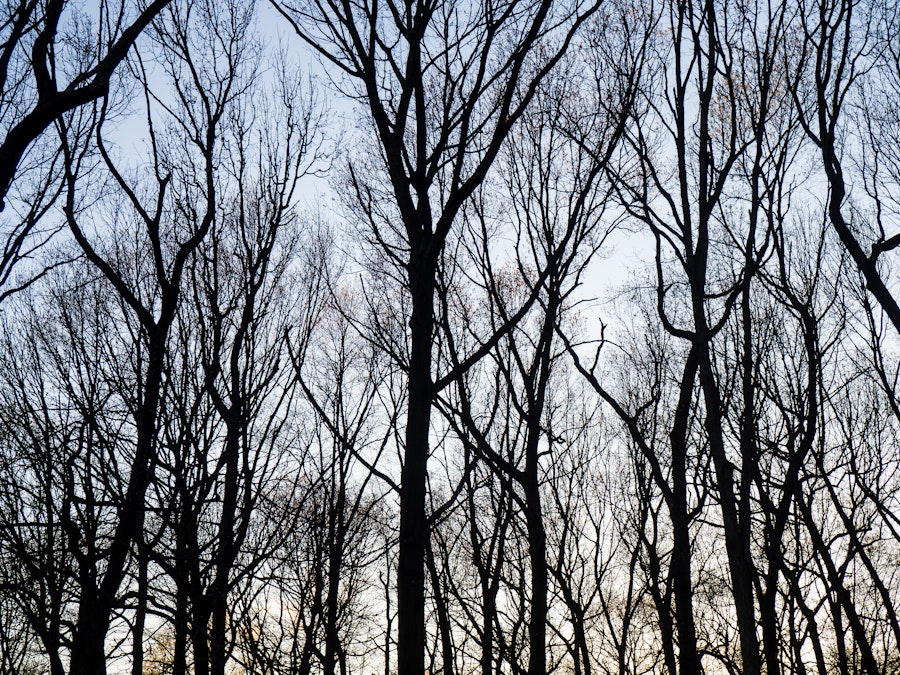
270, 2, 609, 673
429, 24, 641, 670
49, 0, 253, 670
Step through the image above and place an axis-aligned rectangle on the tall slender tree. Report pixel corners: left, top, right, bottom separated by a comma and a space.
272, 2, 605, 672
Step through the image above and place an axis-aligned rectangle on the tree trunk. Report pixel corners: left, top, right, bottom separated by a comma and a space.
668, 348, 701, 675
210, 422, 241, 675
397, 250, 435, 675
68, 594, 110, 675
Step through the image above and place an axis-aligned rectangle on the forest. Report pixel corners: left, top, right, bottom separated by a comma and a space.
1, 0, 900, 674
